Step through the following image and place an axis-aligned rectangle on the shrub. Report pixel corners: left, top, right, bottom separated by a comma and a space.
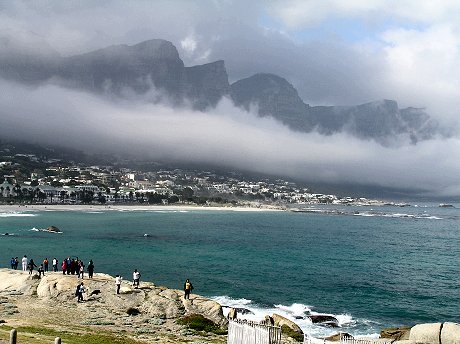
177, 314, 227, 335
281, 325, 304, 342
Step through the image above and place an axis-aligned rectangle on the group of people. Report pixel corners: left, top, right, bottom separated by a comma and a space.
61, 257, 95, 278
9, 255, 95, 279
9, 255, 194, 301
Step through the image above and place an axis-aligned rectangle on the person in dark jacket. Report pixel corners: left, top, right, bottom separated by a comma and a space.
87, 260, 94, 278
28, 259, 37, 274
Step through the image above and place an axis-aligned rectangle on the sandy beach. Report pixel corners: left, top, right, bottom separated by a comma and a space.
0, 203, 284, 213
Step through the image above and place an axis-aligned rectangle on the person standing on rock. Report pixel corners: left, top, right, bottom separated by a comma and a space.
10, 257, 15, 269
132, 269, 141, 288
87, 260, 94, 278
52, 258, 58, 272
22, 255, 28, 271
38, 264, 45, 278
28, 259, 37, 274
115, 275, 122, 294
61, 259, 67, 274
43, 258, 49, 272
184, 279, 193, 300
77, 282, 85, 302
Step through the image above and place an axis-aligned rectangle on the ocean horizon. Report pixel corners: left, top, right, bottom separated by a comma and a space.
0, 203, 459, 337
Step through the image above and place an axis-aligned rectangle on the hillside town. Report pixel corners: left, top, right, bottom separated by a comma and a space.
0, 142, 385, 207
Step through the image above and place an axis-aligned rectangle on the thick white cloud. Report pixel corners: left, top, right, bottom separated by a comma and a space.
1, 80, 459, 198
269, 0, 460, 28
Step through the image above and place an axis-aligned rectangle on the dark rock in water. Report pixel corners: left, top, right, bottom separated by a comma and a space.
46, 226, 61, 233
294, 315, 304, 320
308, 315, 339, 327
324, 332, 353, 342
380, 326, 411, 340
234, 307, 254, 315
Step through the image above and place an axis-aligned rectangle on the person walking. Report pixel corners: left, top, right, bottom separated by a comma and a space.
184, 279, 193, 300
132, 269, 141, 288
77, 282, 85, 302
115, 275, 122, 294
21, 255, 28, 271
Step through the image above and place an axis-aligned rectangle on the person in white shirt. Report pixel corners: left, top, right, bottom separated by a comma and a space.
21, 255, 28, 271
115, 275, 122, 294
132, 269, 141, 288
52, 258, 58, 272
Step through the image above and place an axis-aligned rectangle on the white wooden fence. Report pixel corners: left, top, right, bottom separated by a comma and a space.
227, 320, 282, 344
304, 333, 392, 344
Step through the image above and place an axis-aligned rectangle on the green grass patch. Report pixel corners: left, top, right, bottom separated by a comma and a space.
281, 325, 304, 342
10, 325, 144, 344
177, 314, 227, 335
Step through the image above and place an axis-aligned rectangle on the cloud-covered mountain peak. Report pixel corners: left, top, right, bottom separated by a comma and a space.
0, 37, 443, 144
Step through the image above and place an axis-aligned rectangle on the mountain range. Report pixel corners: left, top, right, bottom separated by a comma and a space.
0, 37, 441, 144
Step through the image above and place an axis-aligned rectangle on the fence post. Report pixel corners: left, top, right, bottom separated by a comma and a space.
55, 337, 61, 344
10, 329, 17, 344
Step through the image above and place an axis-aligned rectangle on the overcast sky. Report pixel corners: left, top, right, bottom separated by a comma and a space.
1, 0, 460, 199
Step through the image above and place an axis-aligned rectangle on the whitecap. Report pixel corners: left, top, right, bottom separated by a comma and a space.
0, 212, 36, 217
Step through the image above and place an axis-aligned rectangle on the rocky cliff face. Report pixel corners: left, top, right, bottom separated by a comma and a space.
231, 73, 313, 132
231, 73, 439, 144
0, 37, 441, 144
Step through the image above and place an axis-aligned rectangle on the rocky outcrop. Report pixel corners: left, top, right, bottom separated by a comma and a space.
46, 226, 61, 233
380, 326, 411, 341
308, 314, 339, 327
0, 268, 226, 332
272, 313, 303, 335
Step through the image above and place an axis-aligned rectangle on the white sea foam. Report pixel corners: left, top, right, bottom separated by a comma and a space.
210, 296, 366, 338
0, 212, 36, 217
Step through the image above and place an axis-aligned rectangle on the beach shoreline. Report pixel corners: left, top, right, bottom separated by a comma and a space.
0, 203, 284, 213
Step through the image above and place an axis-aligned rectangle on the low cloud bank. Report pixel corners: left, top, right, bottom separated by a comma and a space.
1, 79, 460, 198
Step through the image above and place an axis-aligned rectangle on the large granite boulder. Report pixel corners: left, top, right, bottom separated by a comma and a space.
0, 269, 36, 296
409, 323, 442, 344
441, 322, 460, 344
182, 293, 227, 326
272, 313, 303, 335
36, 274, 78, 299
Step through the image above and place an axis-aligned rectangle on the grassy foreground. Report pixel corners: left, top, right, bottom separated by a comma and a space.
0, 325, 146, 344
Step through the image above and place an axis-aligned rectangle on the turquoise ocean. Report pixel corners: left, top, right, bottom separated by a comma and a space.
0, 204, 459, 337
